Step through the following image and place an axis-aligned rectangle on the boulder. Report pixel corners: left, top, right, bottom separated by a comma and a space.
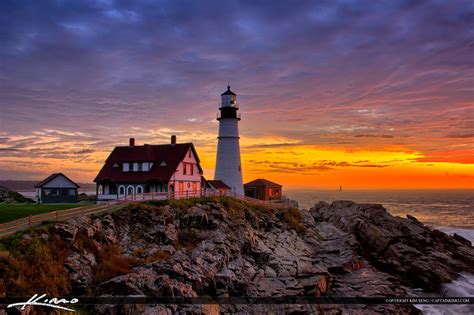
311, 201, 474, 291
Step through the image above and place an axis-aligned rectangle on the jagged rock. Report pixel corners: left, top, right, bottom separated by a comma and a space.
65, 251, 96, 294
4, 198, 435, 314
54, 223, 78, 242
453, 233, 472, 247
311, 200, 474, 292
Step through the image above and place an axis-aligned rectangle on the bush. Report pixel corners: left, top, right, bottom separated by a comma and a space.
283, 208, 306, 234
0, 235, 70, 296
143, 250, 171, 264
174, 229, 201, 250
93, 245, 137, 284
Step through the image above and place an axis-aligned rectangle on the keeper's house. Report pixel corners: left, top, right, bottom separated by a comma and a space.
94, 136, 203, 200
35, 173, 80, 203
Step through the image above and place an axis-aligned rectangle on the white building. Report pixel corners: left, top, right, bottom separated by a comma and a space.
35, 173, 80, 203
214, 86, 244, 195
94, 136, 203, 200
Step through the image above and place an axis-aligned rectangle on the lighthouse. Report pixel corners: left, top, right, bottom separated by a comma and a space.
214, 86, 244, 195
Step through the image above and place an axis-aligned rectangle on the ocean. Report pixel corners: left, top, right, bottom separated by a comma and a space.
285, 189, 474, 240
285, 189, 474, 315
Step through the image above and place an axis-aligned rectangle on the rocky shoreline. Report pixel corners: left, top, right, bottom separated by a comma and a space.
1, 197, 473, 314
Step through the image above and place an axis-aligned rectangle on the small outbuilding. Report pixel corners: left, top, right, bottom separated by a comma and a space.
206, 179, 231, 195
35, 173, 80, 203
244, 178, 282, 201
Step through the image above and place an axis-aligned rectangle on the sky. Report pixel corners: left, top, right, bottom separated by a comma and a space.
0, 0, 473, 189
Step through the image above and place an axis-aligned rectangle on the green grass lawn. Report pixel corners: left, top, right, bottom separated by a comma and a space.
0, 203, 82, 224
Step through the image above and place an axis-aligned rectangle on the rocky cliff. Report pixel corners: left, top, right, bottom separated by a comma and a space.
311, 200, 474, 292
1, 197, 473, 314
0, 186, 34, 203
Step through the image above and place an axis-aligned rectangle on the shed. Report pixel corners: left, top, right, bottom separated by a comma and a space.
35, 173, 80, 203
244, 178, 282, 201
206, 180, 231, 195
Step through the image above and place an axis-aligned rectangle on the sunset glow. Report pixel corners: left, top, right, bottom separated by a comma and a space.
0, 1, 473, 189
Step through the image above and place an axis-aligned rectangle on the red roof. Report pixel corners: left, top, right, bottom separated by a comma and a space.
244, 178, 282, 188
35, 173, 80, 188
94, 143, 202, 183
207, 180, 231, 190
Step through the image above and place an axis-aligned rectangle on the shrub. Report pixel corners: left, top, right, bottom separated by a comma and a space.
93, 245, 137, 284
75, 230, 99, 255
143, 250, 171, 264
133, 247, 145, 257
283, 208, 306, 234
174, 229, 201, 250
0, 236, 70, 296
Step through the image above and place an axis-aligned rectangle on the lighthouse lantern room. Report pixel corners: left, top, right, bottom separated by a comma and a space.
214, 86, 244, 195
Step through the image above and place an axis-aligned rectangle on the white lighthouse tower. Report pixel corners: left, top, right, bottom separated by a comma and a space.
214, 86, 244, 195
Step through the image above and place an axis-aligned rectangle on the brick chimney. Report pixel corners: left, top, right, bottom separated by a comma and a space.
129, 138, 135, 147
171, 135, 177, 145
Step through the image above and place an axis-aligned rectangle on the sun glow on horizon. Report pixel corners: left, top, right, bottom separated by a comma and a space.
1, 131, 471, 190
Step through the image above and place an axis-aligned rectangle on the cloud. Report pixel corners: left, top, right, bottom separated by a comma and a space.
446, 134, 474, 138
0, 0, 472, 183
247, 158, 391, 174
354, 134, 394, 138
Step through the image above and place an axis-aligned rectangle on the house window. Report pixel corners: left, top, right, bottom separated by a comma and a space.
190, 164, 194, 175
69, 189, 76, 196
53, 189, 60, 196
110, 185, 117, 194
268, 188, 272, 197
137, 163, 143, 171
179, 181, 184, 192
44, 189, 51, 196
129, 163, 133, 171
188, 150, 192, 158
119, 186, 125, 196
187, 182, 191, 189
61, 189, 68, 196
183, 163, 187, 175
193, 182, 197, 192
